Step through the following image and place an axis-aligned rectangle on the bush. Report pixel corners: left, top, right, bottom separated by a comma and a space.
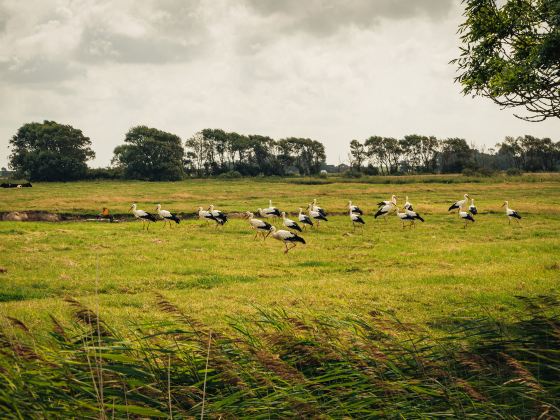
217, 170, 242, 179
343, 169, 363, 178
86, 167, 123, 180
506, 168, 523, 176
477, 167, 496, 177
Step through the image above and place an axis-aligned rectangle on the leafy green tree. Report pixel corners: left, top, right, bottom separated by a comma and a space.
112, 126, 184, 181
9, 120, 95, 181
400, 135, 440, 173
439, 138, 474, 173
497, 135, 559, 171
453, 0, 560, 121
365, 136, 402, 174
349, 140, 367, 171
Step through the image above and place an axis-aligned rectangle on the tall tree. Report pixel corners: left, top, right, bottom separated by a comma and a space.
440, 138, 474, 173
9, 120, 95, 181
400, 135, 440, 173
453, 0, 560, 121
349, 139, 367, 171
112, 126, 184, 181
497, 135, 559, 171
365, 136, 402, 174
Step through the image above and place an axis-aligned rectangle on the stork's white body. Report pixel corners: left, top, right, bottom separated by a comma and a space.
246, 212, 273, 239
458, 205, 475, 228
198, 207, 214, 224
308, 205, 328, 228
449, 194, 470, 212
311, 199, 326, 216
349, 209, 365, 231
298, 208, 313, 230
281, 212, 302, 232
374, 202, 395, 220
270, 226, 306, 253
130, 203, 157, 230
208, 205, 228, 227
378, 195, 397, 207
348, 200, 363, 215
263, 200, 281, 218
156, 204, 179, 228
258, 208, 275, 219
503, 201, 522, 224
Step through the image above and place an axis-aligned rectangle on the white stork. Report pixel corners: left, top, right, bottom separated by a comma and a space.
449, 194, 470, 212
208, 205, 228, 226
377, 195, 397, 207
459, 204, 475, 228
469, 198, 478, 215
502, 201, 522, 224
246, 211, 273, 239
349, 209, 365, 231
130, 203, 157, 230
257, 208, 275, 219
197, 206, 216, 225
263, 200, 281, 218
395, 207, 424, 228
270, 226, 306, 253
374, 202, 395, 221
404, 196, 413, 211
155, 204, 180, 228
308, 204, 328, 228
310, 199, 327, 217
281, 212, 302, 232
298, 208, 314, 230
348, 200, 363, 215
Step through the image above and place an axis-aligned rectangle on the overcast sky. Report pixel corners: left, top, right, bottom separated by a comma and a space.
0, 0, 558, 167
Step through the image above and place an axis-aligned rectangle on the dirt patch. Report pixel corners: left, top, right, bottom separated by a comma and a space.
2, 211, 61, 222
0, 210, 349, 222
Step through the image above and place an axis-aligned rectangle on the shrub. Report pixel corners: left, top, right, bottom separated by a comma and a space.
506, 168, 523, 176
217, 170, 242, 179
86, 167, 123, 180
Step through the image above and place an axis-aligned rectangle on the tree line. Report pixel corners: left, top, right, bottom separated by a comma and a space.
348, 135, 560, 176
5, 120, 560, 181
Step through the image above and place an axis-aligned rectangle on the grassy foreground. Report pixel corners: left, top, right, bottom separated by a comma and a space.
0, 176, 559, 416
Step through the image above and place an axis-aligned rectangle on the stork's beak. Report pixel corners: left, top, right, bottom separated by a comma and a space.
501, 202, 506, 207
129, 206, 133, 210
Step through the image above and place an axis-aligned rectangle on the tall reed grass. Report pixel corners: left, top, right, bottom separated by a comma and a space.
1, 294, 559, 418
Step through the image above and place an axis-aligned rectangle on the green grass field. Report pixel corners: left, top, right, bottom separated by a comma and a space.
1, 175, 559, 331
2, 175, 560, 417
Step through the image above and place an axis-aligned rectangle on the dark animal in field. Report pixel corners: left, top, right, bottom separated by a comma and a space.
1, 182, 32, 188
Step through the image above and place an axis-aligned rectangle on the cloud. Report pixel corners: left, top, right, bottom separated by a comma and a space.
243, 0, 455, 35
0, 0, 558, 168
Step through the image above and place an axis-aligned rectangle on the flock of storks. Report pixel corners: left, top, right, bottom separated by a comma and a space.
129, 194, 522, 254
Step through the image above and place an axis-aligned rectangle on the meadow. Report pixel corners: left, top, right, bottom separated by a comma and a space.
1, 175, 560, 417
